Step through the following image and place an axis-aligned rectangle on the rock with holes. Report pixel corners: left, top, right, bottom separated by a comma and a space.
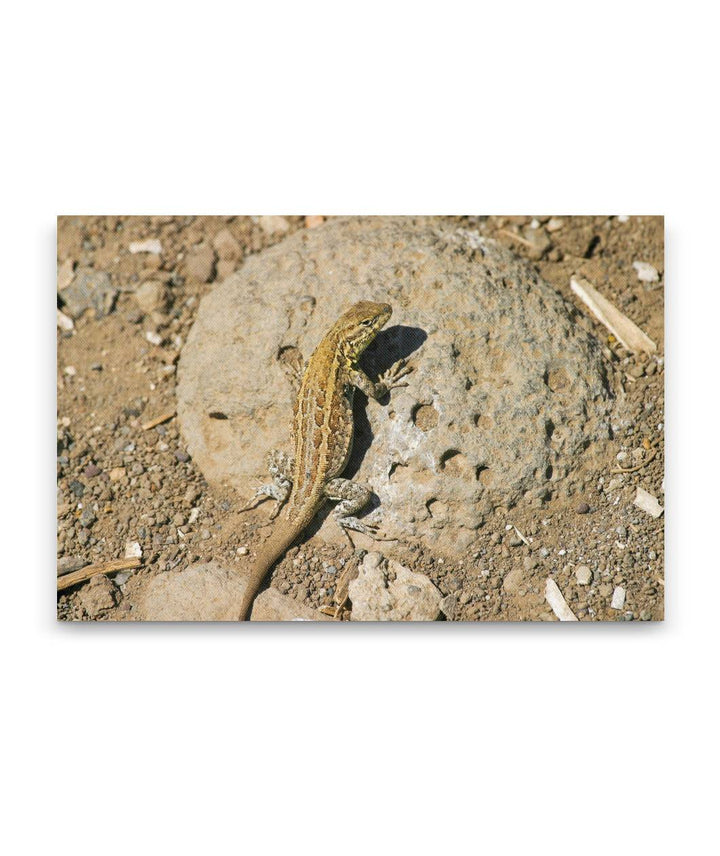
177, 217, 613, 555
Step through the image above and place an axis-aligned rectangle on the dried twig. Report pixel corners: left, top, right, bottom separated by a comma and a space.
497, 229, 537, 249
612, 448, 659, 474
57, 557, 141, 591
570, 276, 657, 354
141, 409, 176, 431
545, 578, 578, 622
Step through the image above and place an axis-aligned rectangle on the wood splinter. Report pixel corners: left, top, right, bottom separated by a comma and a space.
57, 557, 142, 592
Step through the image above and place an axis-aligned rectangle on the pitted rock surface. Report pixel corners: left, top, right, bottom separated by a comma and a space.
177, 217, 613, 555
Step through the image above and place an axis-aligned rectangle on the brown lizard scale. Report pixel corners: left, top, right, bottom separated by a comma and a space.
236, 300, 411, 620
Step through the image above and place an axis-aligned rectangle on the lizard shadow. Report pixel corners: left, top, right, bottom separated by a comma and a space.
304, 323, 427, 537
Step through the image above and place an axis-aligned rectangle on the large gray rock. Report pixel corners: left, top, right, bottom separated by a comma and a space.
177, 217, 613, 555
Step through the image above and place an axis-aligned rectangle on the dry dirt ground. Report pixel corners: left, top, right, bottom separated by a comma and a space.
56, 214, 664, 621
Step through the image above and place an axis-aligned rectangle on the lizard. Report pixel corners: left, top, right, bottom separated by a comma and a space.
236, 300, 411, 620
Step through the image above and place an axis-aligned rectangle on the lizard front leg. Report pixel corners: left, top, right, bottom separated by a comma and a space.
348, 358, 412, 401
324, 478, 396, 542
238, 449, 293, 520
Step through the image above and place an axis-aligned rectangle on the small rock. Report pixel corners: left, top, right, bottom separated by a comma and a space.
521, 225, 552, 260
57, 308, 75, 332
639, 609, 653, 621
575, 565, 592, 586
258, 215, 290, 235
134, 280, 169, 314
109, 467, 126, 481
57, 555, 88, 576
83, 463, 102, 478
78, 575, 118, 617
175, 449, 190, 462
129, 238, 162, 255
184, 242, 216, 282
349, 553, 442, 621
305, 215, 325, 229
610, 586, 626, 610
633, 486, 664, 519
439, 594, 458, 619
212, 228, 242, 261
68, 480, 85, 497
632, 261, 659, 283
124, 541, 142, 559
546, 217, 565, 233
145, 330, 163, 346
57, 258, 76, 291
80, 507, 97, 528
575, 501, 591, 514
503, 567, 523, 593
61, 269, 118, 319
236, 546, 249, 556
64, 365, 77, 376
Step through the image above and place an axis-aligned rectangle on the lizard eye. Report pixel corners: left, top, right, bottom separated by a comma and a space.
361, 319, 374, 326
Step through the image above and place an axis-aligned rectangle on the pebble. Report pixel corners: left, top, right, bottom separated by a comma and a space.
199, 528, 211, 541
575, 565, 592, 586
640, 609, 653, 621
236, 546, 249, 556
69, 480, 85, 498
80, 507, 97, 528
212, 228, 242, 261
134, 280, 169, 314
634, 486, 664, 519
57, 308, 75, 332
575, 502, 590, 514
632, 261, 659, 283
185, 242, 216, 282
610, 586, 626, 610
83, 463, 102, 478
145, 330, 163, 346
175, 450, 190, 462
57, 258, 76, 291
124, 541, 142, 559
258, 215, 290, 234
109, 467, 126, 481
129, 238, 162, 255
61, 269, 118, 319
57, 555, 87, 575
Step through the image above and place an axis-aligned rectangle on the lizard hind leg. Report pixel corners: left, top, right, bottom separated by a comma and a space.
324, 477, 397, 542
238, 449, 294, 520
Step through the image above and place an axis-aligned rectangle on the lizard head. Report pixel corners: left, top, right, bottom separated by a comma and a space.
337, 301, 392, 359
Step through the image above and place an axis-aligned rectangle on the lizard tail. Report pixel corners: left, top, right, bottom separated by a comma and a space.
237, 519, 304, 621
